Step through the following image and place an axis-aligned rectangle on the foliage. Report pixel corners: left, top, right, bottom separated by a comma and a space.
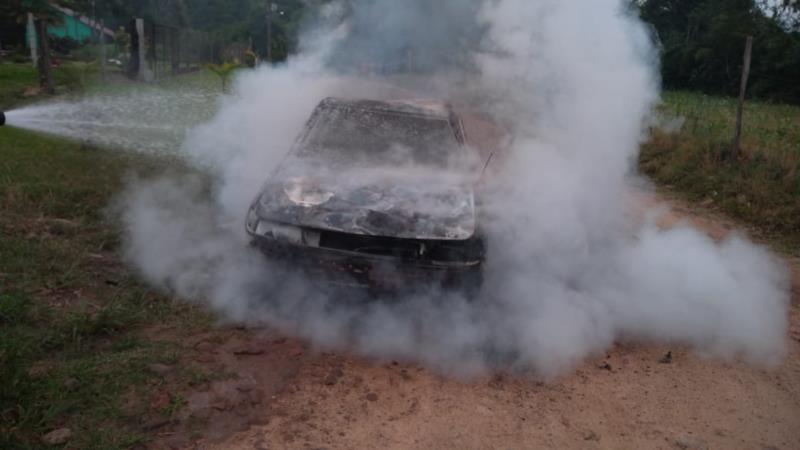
636, 0, 800, 103
0, 1, 80, 95
244, 49, 259, 68
181, 0, 308, 62
3, 1, 312, 66
205, 61, 240, 92
114, 26, 131, 54
50, 36, 81, 55
10, 54, 30, 64
640, 91, 800, 251
59, 60, 99, 90
83, 0, 188, 29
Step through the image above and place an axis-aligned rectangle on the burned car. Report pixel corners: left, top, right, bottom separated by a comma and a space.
246, 97, 492, 291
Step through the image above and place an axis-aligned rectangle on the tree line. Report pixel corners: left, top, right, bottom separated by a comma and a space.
0, 0, 315, 63
123, 0, 800, 103
3, 0, 798, 103
96, 0, 315, 62
634, 0, 800, 104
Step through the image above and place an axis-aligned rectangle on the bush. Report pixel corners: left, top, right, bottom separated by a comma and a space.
51, 36, 80, 55
72, 44, 102, 62
10, 54, 29, 64
244, 50, 259, 68
56, 61, 100, 91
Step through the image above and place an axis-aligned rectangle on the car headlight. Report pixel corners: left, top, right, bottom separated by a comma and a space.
247, 207, 320, 247
246, 207, 259, 233
284, 177, 334, 207
257, 221, 304, 244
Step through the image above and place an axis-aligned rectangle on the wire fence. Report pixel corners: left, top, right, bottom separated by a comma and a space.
127, 19, 244, 81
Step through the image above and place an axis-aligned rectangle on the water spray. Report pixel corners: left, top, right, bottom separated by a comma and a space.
0, 91, 217, 154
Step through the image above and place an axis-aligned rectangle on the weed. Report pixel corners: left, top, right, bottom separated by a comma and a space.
187, 367, 212, 386
162, 393, 187, 418
0, 293, 33, 324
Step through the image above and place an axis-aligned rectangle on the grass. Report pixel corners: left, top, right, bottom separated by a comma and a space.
0, 62, 101, 110
0, 62, 235, 449
640, 91, 800, 252
0, 61, 223, 111
0, 126, 212, 449
0, 64, 39, 109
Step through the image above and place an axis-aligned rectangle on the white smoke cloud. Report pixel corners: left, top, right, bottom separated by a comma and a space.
119, 0, 790, 378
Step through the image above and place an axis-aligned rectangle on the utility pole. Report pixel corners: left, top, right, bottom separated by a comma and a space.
92, 0, 107, 82
266, 1, 274, 63
732, 35, 753, 159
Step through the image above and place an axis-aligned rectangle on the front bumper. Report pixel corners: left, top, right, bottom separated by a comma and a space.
250, 233, 483, 293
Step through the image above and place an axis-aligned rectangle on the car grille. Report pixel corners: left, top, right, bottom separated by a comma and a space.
316, 229, 483, 263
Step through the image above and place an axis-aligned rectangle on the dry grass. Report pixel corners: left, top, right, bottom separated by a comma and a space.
641, 91, 800, 252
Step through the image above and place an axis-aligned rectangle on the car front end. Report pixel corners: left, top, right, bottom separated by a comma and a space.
246, 204, 484, 293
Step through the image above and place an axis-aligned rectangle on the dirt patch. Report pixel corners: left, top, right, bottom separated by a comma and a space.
143, 193, 800, 450
207, 340, 799, 450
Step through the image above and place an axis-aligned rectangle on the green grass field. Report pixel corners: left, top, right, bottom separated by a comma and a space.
0, 64, 39, 109
0, 62, 99, 109
0, 126, 216, 449
0, 61, 223, 111
641, 91, 800, 251
0, 64, 221, 448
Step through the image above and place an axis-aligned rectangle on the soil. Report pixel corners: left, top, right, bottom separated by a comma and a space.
146, 193, 800, 450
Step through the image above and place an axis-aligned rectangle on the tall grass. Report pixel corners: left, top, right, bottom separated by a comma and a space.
641, 91, 800, 251
665, 91, 799, 172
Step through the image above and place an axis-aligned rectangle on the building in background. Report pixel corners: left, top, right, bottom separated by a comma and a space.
26, 4, 114, 49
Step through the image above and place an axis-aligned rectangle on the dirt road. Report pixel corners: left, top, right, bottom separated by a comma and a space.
150, 194, 800, 450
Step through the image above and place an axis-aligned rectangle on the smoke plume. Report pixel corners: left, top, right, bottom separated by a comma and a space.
119, 0, 789, 377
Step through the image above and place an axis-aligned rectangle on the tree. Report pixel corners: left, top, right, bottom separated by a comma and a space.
34, 14, 54, 94
638, 0, 800, 103
0, 1, 62, 94
95, 0, 188, 28
759, 0, 800, 31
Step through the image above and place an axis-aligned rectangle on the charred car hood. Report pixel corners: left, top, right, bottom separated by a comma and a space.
254, 173, 476, 240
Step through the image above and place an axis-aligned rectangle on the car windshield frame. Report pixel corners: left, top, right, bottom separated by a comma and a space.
293, 103, 467, 170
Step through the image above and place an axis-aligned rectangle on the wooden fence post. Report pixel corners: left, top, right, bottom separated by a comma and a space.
732, 35, 753, 158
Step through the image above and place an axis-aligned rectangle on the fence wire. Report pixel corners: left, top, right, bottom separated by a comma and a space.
127, 19, 227, 80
